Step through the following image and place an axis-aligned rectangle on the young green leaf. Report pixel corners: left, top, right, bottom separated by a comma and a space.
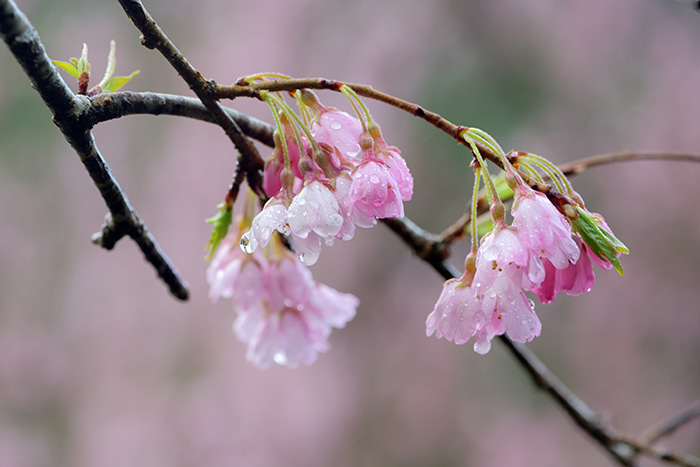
103, 70, 140, 93
205, 203, 233, 260
52, 60, 80, 79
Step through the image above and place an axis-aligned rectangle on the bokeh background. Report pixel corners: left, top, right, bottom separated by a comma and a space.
1, 0, 699, 466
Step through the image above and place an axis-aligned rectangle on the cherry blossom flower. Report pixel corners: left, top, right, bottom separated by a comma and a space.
210, 232, 358, 369
287, 179, 345, 240
471, 227, 542, 351
349, 158, 404, 220
310, 107, 363, 163
426, 279, 488, 346
511, 185, 580, 269
372, 128, 413, 202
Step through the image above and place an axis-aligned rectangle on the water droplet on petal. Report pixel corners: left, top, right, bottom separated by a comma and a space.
240, 233, 253, 253
528, 299, 536, 310
330, 121, 342, 130
274, 352, 287, 365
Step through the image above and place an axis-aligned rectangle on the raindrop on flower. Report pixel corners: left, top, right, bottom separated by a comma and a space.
274, 352, 288, 365
239, 233, 253, 253
330, 121, 342, 130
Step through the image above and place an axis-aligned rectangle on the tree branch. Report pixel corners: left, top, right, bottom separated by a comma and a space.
0, 0, 188, 300
85, 91, 274, 146
6, 5, 695, 457
117, 0, 266, 200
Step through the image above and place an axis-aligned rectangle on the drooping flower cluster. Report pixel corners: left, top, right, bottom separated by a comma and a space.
208, 220, 358, 369
427, 136, 628, 353
240, 89, 413, 265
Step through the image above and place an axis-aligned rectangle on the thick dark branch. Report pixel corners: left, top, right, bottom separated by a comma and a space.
117, 0, 265, 198
85, 91, 274, 146
0, 0, 188, 300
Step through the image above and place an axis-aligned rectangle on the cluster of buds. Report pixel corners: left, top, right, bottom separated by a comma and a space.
240, 87, 413, 265
208, 193, 358, 369
426, 130, 628, 354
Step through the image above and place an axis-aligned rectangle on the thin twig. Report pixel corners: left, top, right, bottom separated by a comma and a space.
117, 0, 266, 198
559, 152, 700, 175
0, 0, 188, 300
640, 401, 700, 445
216, 78, 555, 194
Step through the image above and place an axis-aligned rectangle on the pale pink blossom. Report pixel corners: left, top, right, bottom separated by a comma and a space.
239, 196, 289, 254
472, 227, 542, 346
237, 256, 357, 368
207, 234, 248, 302
373, 132, 413, 201
349, 159, 404, 220
311, 108, 363, 163
211, 233, 358, 369
426, 279, 488, 346
512, 185, 580, 269
287, 180, 345, 239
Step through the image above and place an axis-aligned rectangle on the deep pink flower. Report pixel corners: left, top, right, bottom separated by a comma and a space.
529, 236, 596, 304
512, 185, 580, 269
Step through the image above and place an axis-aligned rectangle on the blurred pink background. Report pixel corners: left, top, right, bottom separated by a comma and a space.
1, 0, 699, 466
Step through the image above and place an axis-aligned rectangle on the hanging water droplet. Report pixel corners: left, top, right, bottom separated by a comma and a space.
299, 253, 307, 264
528, 299, 536, 311
273, 352, 288, 365
240, 234, 253, 253
330, 121, 342, 130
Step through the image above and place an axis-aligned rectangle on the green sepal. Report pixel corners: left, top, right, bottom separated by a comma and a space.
102, 70, 140, 93
52, 60, 80, 79
571, 207, 629, 275
205, 203, 233, 261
